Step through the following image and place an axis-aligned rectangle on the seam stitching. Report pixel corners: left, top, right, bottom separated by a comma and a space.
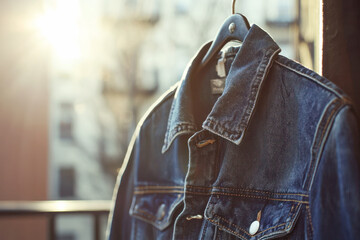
305, 98, 344, 190
200, 218, 209, 240
164, 122, 197, 149
210, 192, 308, 204
134, 190, 184, 195
238, 48, 279, 132
207, 218, 247, 240
237, 48, 281, 132
135, 185, 309, 198
306, 206, 314, 238
134, 208, 157, 222
134, 190, 309, 204
203, 47, 280, 142
211, 212, 250, 236
188, 185, 309, 197
135, 186, 184, 189
274, 60, 343, 98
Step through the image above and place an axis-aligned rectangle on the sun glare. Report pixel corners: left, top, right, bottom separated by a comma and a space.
35, 1, 80, 60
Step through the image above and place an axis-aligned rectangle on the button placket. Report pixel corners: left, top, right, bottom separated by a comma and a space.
173, 131, 219, 239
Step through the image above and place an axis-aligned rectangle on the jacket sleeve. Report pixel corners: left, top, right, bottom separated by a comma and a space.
106, 134, 137, 240
309, 105, 360, 239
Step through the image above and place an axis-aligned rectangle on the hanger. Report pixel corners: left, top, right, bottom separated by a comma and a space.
200, 0, 250, 68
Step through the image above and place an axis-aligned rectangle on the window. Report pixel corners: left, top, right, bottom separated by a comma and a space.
59, 102, 74, 140
59, 167, 76, 198
57, 234, 75, 240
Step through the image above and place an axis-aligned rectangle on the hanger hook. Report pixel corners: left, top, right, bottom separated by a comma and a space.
232, 0, 236, 14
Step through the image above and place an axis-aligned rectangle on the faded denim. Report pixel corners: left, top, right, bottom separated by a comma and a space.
107, 25, 360, 240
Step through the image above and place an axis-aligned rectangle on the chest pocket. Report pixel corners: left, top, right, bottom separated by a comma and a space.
129, 186, 184, 231
204, 191, 307, 240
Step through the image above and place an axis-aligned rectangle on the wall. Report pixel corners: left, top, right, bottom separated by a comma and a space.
0, 1, 49, 239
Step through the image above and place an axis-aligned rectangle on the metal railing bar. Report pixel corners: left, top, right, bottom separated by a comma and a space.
0, 200, 112, 240
0, 200, 112, 216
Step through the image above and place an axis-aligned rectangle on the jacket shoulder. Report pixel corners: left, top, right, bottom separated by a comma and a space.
274, 55, 351, 104
137, 82, 178, 130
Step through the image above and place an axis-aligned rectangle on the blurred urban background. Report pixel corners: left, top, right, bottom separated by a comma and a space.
0, 0, 320, 239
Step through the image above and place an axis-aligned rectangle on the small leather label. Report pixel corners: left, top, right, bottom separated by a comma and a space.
210, 78, 225, 94
216, 51, 226, 78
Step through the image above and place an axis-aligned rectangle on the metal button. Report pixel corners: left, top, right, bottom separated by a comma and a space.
156, 203, 166, 221
229, 22, 236, 34
196, 139, 216, 148
186, 214, 203, 220
249, 220, 260, 235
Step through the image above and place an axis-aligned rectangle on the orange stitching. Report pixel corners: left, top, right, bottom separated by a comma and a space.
216, 227, 220, 240
212, 211, 290, 238
134, 185, 309, 198
254, 223, 287, 236
290, 205, 294, 213
186, 185, 309, 198
286, 203, 300, 231
134, 190, 308, 204
315, 101, 339, 154
306, 99, 342, 190
209, 192, 309, 204
274, 60, 343, 98
210, 202, 301, 238
207, 218, 247, 240
134, 190, 184, 195
134, 208, 157, 222
212, 212, 290, 237
306, 205, 314, 237
210, 212, 287, 238
211, 212, 250, 236
185, 186, 211, 190
254, 203, 300, 236
200, 218, 209, 240
286, 204, 295, 221
135, 185, 184, 189
186, 191, 211, 196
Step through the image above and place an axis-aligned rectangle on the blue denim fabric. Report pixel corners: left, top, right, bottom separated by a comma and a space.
107, 25, 360, 240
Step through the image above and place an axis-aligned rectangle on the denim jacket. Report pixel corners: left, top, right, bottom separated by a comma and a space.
107, 25, 360, 240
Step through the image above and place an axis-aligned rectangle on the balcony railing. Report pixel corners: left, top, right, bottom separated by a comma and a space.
0, 200, 112, 240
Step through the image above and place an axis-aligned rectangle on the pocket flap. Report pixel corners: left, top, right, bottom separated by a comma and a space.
204, 193, 305, 239
129, 186, 184, 231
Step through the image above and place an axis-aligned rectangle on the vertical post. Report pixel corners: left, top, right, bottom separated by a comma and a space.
94, 214, 100, 240
49, 215, 56, 240
322, 0, 360, 115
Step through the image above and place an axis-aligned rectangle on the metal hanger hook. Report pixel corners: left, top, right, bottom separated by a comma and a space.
232, 0, 236, 14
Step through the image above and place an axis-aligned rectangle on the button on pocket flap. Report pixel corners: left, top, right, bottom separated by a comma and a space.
204, 192, 306, 240
129, 186, 184, 231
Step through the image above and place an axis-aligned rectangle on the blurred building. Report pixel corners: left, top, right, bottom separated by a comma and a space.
50, 0, 301, 238
0, 0, 317, 239
44, 0, 122, 239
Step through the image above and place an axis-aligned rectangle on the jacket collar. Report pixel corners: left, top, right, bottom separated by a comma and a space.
162, 24, 281, 153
